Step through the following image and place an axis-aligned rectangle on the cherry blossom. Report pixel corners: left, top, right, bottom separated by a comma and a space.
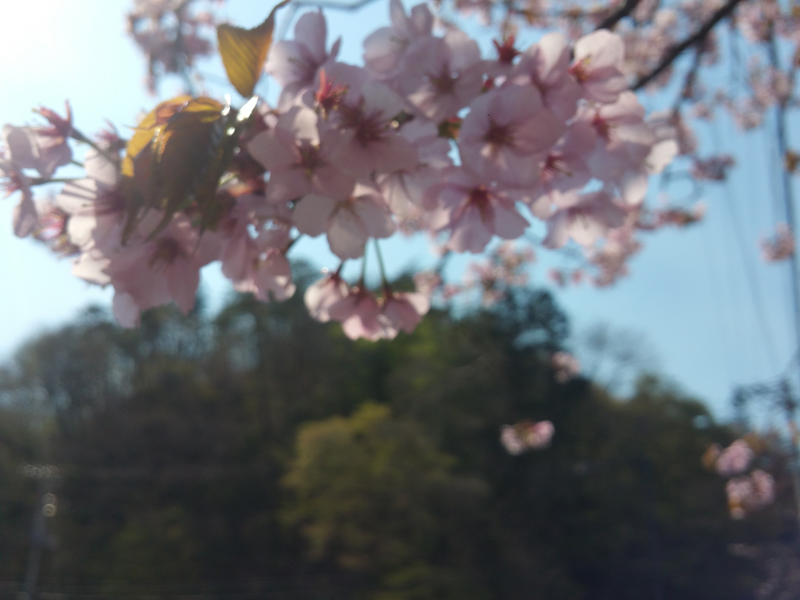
726, 470, 775, 519
1, 158, 37, 238
380, 290, 430, 335
293, 184, 396, 260
761, 223, 795, 263
2, 118, 72, 180
107, 213, 221, 327
551, 351, 581, 383
459, 84, 564, 188
512, 32, 581, 122
570, 30, 628, 104
398, 30, 484, 122
427, 168, 529, 254
327, 286, 388, 341
543, 190, 627, 249
266, 10, 341, 108
331, 81, 418, 179
715, 439, 754, 477
363, 0, 433, 78
248, 106, 355, 203
5, 0, 716, 334
500, 420, 555, 455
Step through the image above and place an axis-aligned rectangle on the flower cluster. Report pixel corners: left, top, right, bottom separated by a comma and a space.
725, 470, 775, 519
761, 223, 795, 263
127, 0, 222, 93
3, 1, 684, 338
703, 437, 776, 519
551, 351, 581, 382
500, 420, 555, 455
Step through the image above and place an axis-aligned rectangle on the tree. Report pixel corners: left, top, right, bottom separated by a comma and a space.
0, 272, 795, 598
1, 0, 771, 338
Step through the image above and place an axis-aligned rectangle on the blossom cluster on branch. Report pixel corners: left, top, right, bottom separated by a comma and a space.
127, 0, 223, 93
0, 0, 692, 338
500, 420, 555, 454
703, 436, 776, 519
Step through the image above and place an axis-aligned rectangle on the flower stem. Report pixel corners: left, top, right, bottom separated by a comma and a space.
373, 239, 388, 286
30, 177, 79, 186
360, 243, 369, 286
70, 129, 117, 165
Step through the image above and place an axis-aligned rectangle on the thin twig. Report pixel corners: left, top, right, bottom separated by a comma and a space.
289, 0, 380, 11
596, 0, 642, 31
632, 0, 744, 90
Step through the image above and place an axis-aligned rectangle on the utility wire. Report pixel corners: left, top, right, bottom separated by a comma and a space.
711, 119, 780, 368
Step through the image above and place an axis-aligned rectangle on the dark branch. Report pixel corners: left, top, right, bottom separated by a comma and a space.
289, 0, 380, 10
595, 0, 643, 31
632, 0, 744, 90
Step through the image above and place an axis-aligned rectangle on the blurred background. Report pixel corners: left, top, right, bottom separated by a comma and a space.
1, 0, 799, 598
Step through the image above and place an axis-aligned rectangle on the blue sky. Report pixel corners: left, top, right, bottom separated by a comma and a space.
0, 0, 796, 420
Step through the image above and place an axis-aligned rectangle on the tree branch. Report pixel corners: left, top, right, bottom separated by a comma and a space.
632, 0, 744, 91
595, 0, 642, 31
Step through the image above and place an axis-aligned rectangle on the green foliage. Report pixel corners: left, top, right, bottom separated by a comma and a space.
0, 270, 794, 599
284, 403, 489, 599
217, 0, 289, 98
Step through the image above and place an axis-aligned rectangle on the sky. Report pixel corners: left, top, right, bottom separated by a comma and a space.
0, 0, 796, 421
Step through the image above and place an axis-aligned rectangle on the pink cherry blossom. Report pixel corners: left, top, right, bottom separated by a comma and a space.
551, 351, 580, 382
328, 286, 388, 341
363, 0, 433, 78
726, 469, 775, 519
31, 197, 77, 256
500, 420, 555, 454
570, 30, 628, 104
427, 168, 529, 254
248, 106, 355, 203
399, 30, 484, 122
500, 425, 526, 455
588, 225, 642, 286
293, 184, 396, 260
106, 213, 221, 327
380, 291, 430, 335
691, 155, 736, 181
332, 82, 418, 179
513, 32, 581, 122
376, 120, 452, 220
716, 439, 754, 477
543, 190, 627, 249
761, 223, 795, 262
233, 247, 296, 302
459, 84, 564, 188
1, 157, 38, 238
523, 420, 554, 448
266, 10, 341, 107
56, 148, 123, 252
2, 125, 71, 180
216, 194, 265, 284
305, 271, 350, 323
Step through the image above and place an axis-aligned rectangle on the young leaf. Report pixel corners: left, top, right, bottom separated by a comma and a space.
121, 96, 192, 241
121, 97, 226, 241
216, 0, 290, 98
121, 95, 191, 178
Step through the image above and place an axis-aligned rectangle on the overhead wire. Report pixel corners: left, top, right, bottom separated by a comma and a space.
710, 118, 781, 369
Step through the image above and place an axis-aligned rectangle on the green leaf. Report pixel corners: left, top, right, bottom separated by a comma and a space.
120, 97, 227, 242
121, 95, 191, 178
216, 0, 290, 98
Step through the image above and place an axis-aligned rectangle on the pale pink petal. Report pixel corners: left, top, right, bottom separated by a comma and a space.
113, 292, 141, 328
293, 194, 337, 236
166, 258, 200, 314
492, 203, 529, 239
13, 192, 38, 238
328, 207, 368, 259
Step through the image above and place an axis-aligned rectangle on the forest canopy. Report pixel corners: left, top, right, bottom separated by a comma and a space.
0, 264, 795, 600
